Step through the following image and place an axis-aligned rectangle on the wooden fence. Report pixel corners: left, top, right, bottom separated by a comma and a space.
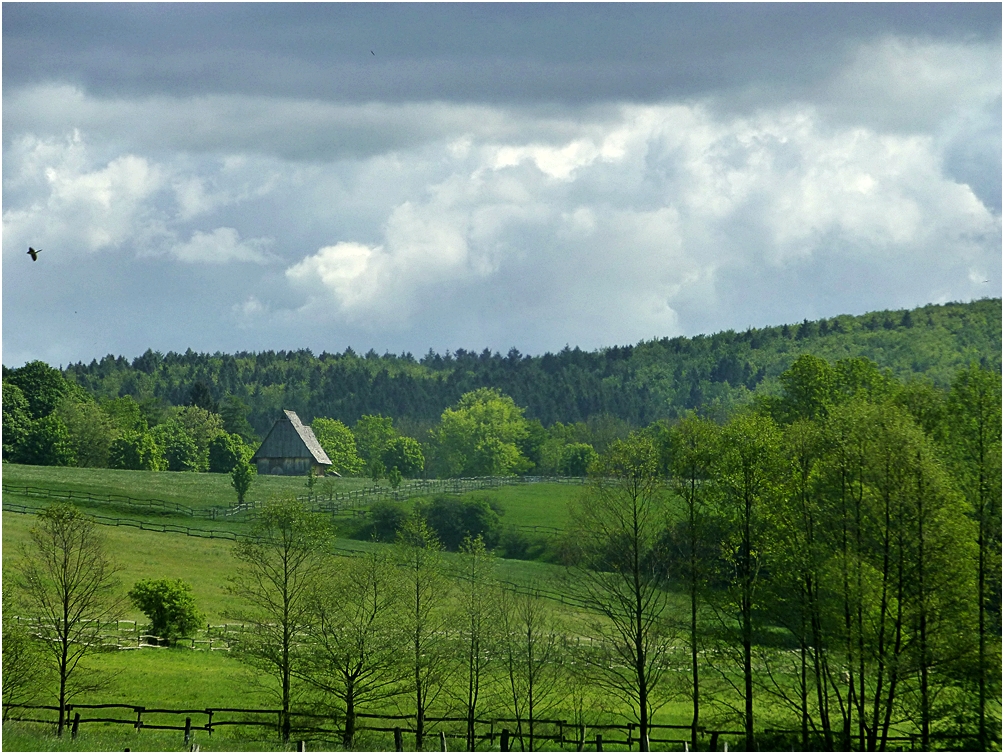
2, 702, 750, 751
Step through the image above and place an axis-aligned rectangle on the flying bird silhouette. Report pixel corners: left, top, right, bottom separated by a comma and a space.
27, 247, 41, 261
371, 50, 375, 55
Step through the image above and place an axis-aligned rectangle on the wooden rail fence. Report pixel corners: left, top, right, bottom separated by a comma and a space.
3, 702, 757, 751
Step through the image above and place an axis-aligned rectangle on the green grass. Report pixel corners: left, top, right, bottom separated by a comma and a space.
1, 463, 376, 511
0, 466, 849, 750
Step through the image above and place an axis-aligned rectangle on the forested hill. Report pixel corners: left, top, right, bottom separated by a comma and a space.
53, 298, 1001, 436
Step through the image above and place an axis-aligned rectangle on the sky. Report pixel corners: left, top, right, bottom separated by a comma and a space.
3, 3, 1001, 369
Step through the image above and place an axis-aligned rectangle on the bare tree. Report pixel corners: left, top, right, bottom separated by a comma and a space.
305, 551, 403, 747
568, 434, 675, 752
14, 503, 122, 735
227, 495, 330, 742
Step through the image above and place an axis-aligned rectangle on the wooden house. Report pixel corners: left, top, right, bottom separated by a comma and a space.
251, 409, 332, 476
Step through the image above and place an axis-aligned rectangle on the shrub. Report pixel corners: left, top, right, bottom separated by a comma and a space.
231, 458, 257, 505
368, 500, 409, 542
420, 495, 503, 550
127, 578, 202, 643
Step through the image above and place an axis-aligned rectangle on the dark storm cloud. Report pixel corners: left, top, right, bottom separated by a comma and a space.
4, 3, 999, 103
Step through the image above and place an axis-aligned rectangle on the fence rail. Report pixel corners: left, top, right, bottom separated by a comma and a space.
3, 702, 762, 751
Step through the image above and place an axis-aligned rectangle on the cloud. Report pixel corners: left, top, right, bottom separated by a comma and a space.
2, 130, 167, 255
2, 32, 999, 365
170, 227, 274, 264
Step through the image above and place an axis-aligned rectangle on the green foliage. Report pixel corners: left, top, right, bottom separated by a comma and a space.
558, 442, 597, 476
434, 387, 531, 477
208, 432, 250, 473
353, 414, 397, 466
2, 380, 31, 460
169, 406, 224, 469
54, 395, 118, 468
368, 500, 409, 541
15, 415, 77, 466
107, 431, 166, 471
127, 578, 202, 642
312, 417, 364, 475
150, 422, 201, 472
387, 466, 403, 489
219, 395, 258, 443
7, 360, 69, 419
382, 435, 425, 478
100, 396, 147, 434
230, 457, 257, 505
420, 494, 504, 550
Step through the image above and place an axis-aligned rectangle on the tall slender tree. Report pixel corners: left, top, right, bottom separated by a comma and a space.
945, 365, 1002, 749
227, 496, 330, 742
395, 513, 453, 750
663, 415, 718, 751
14, 504, 122, 736
713, 412, 783, 752
569, 434, 674, 751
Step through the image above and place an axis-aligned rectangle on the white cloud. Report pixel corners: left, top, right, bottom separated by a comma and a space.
2, 131, 166, 254
171, 227, 273, 264
3, 34, 999, 363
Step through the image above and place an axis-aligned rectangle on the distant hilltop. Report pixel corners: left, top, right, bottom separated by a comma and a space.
25, 298, 1002, 435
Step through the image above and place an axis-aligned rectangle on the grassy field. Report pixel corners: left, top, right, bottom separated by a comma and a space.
1, 463, 376, 511
0, 465, 813, 751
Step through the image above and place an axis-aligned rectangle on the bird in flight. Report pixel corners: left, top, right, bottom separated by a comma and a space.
371, 50, 375, 55
27, 247, 41, 261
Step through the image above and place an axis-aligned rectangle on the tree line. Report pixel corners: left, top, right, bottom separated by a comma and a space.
4, 356, 1000, 751
11, 298, 998, 438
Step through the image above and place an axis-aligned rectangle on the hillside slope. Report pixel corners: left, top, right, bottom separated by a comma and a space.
53, 298, 1001, 433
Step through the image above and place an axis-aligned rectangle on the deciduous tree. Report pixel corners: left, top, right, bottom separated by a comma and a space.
568, 434, 674, 751
228, 497, 330, 742
13, 504, 122, 735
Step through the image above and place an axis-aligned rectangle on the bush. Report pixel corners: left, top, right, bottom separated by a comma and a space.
367, 500, 409, 541
127, 578, 202, 643
420, 495, 503, 551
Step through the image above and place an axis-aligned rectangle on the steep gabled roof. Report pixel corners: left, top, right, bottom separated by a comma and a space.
252, 409, 332, 465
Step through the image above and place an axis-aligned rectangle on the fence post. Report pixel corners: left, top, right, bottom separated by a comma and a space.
297, 741, 306, 752
184, 717, 192, 746
501, 729, 510, 752
595, 733, 602, 752
207, 710, 213, 736
440, 731, 448, 751
134, 707, 144, 732
627, 724, 633, 750
71, 712, 80, 740
710, 732, 719, 752
577, 725, 585, 752
394, 727, 404, 752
